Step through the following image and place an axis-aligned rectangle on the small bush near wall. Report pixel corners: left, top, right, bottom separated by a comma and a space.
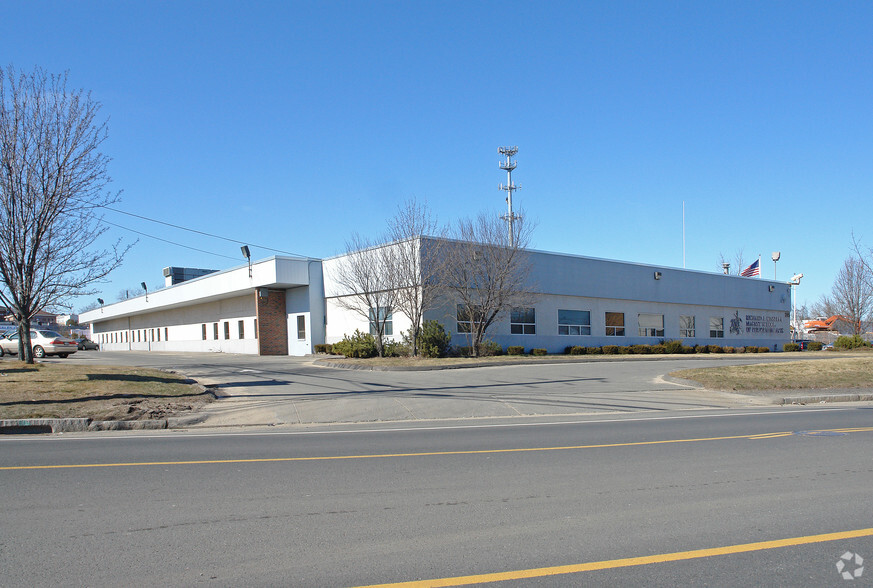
663, 340, 684, 354
601, 345, 620, 355
682, 345, 695, 354
707, 345, 724, 353
568, 346, 587, 355
314, 343, 334, 354
531, 348, 548, 356
757, 347, 770, 353
783, 343, 801, 352
586, 346, 602, 355
694, 345, 709, 354
507, 346, 525, 355
651, 344, 667, 354
417, 320, 452, 358
478, 340, 503, 356
333, 330, 378, 358
808, 341, 823, 351
723, 346, 736, 354
631, 344, 652, 354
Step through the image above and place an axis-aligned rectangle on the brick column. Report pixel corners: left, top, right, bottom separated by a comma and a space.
256, 289, 288, 356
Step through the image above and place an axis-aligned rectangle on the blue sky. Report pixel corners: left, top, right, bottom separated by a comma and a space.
4, 1, 872, 313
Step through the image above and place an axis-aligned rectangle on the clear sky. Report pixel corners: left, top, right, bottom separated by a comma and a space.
4, 1, 872, 313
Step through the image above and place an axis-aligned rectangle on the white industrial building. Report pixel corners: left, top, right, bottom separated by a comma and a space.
81, 237, 791, 355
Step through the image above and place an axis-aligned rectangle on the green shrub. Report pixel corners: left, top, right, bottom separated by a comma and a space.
651, 344, 667, 354
314, 343, 333, 354
586, 346, 602, 355
453, 346, 473, 357
417, 320, 452, 358
723, 346, 736, 354
745, 346, 758, 353
682, 345, 695, 354
531, 348, 548, 356
618, 346, 633, 354
382, 340, 409, 357
507, 345, 525, 355
808, 341, 823, 351
631, 344, 652, 354
707, 345, 724, 354
663, 340, 684, 354
564, 346, 573, 355
757, 346, 770, 353
834, 335, 871, 350
694, 345, 708, 354
736, 346, 746, 354
478, 340, 503, 356
332, 330, 378, 358
783, 343, 800, 352
601, 345, 620, 355
569, 346, 587, 355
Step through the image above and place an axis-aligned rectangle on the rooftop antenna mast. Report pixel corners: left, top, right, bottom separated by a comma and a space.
498, 146, 521, 246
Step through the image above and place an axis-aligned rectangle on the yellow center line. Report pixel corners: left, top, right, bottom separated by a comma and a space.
356, 527, 873, 587
3, 427, 872, 471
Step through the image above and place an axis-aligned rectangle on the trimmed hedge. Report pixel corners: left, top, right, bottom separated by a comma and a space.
507, 346, 525, 355
783, 343, 800, 352
314, 343, 334, 354
808, 341, 823, 351
531, 348, 548, 356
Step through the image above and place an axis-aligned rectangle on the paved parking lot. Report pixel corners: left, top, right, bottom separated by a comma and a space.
39, 351, 776, 426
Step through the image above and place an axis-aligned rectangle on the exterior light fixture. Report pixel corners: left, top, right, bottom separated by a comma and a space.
789, 273, 803, 340
722, 263, 730, 275
141, 282, 148, 302
654, 271, 662, 280
241, 245, 252, 277
771, 251, 781, 280
98, 298, 104, 314
768, 285, 775, 292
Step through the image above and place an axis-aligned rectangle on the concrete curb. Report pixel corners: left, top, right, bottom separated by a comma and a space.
0, 413, 209, 434
781, 393, 873, 405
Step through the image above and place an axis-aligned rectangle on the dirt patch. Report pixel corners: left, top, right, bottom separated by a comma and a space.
0, 362, 213, 420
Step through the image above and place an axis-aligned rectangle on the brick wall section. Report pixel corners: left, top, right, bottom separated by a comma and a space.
256, 290, 288, 355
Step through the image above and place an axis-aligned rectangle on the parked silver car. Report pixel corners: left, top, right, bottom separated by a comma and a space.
0, 330, 78, 358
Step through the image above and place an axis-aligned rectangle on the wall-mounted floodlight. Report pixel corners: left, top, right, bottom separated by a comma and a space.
141, 282, 148, 302
768, 285, 775, 292
654, 271, 662, 280
258, 287, 269, 300
722, 263, 730, 275
789, 273, 803, 285
772, 251, 781, 280
241, 245, 252, 277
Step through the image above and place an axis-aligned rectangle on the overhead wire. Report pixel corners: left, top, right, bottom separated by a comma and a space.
101, 220, 242, 261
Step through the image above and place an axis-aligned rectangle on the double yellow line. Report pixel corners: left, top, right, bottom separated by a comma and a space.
3, 427, 872, 471
357, 527, 873, 587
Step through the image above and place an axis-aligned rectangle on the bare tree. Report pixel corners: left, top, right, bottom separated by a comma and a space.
0, 65, 129, 363
815, 256, 873, 335
439, 212, 534, 357
386, 198, 447, 356
328, 234, 398, 357
717, 249, 748, 275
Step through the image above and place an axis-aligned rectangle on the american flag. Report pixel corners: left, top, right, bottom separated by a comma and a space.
741, 259, 760, 277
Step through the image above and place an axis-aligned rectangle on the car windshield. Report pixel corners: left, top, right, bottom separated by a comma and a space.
37, 330, 62, 338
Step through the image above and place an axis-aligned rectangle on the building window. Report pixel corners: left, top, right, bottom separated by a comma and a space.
638, 313, 664, 337
151, 329, 155, 341
558, 309, 591, 336
510, 307, 536, 335
165, 328, 168, 341
297, 315, 306, 340
710, 317, 724, 338
202, 324, 207, 340
157, 328, 160, 342
605, 312, 625, 336
254, 319, 258, 339
680, 315, 695, 338
224, 322, 230, 339
213, 323, 219, 340
238, 320, 245, 339
457, 304, 481, 333
369, 307, 393, 336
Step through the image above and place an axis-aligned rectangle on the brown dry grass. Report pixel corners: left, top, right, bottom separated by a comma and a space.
672, 357, 873, 391
0, 363, 213, 420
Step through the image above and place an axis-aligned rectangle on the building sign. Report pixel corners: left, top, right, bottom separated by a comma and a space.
743, 311, 785, 335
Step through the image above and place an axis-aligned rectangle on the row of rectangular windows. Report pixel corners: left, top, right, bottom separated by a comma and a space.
456, 306, 726, 338
201, 320, 259, 340
99, 328, 169, 344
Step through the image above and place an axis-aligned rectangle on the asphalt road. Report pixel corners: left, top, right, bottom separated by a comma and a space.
2, 407, 872, 586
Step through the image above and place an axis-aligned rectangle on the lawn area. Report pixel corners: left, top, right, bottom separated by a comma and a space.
0, 362, 213, 420
672, 355, 873, 391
